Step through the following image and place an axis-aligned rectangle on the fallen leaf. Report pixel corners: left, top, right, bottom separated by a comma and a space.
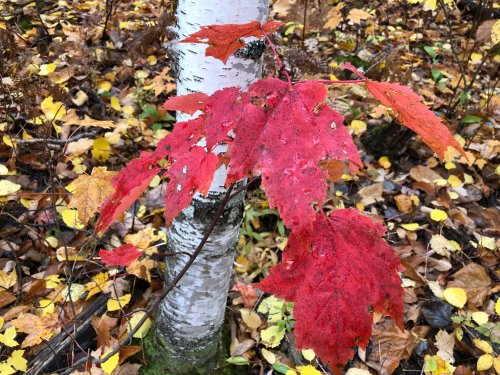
323, 3, 345, 29
443, 287, 467, 308
67, 167, 117, 224
12, 313, 61, 348
347, 8, 373, 24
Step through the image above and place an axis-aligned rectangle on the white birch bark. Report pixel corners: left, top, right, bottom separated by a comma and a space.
152, 1, 269, 373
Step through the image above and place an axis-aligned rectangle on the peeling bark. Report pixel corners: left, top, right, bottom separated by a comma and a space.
149, 1, 269, 373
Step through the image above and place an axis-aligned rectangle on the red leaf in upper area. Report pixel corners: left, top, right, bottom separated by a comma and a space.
99, 244, 142, 267
256, 209, 404, 374
96, 153, 160, 233
227, 78, 361, 230
162, 92, 209, 115
163, 146, 219, 226
181, 21, 282, 64
343, 62, 466, 160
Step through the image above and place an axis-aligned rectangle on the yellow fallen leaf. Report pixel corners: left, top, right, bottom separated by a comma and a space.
45, 275, 63, 289
61, 208, 85, 229
478, 236, 496, 251
496, 299, 500, 315
146, 55, 157, 65
38, 298, 55, 316
0, 362, 15, 375
260, 325, 285, 348
0, 271, 17, 289
56, 246, 86, 261
447, 175, 462, 188
474, 338, 493, 354
0, 326, 18, 347
349, 119, 367, 135
240, 308, 262, 329
92, 138, 111, 162
443, 287, 467, 308
0, 164, 8, 175
261, 348, 276, 364
493, 356, 500, 375
85, 272, 109, 300
110, 96, 121, 111
472, 311, 489, 326
62, 283, 86, 301
107, 294, 131, 311
0, 180, 21, 196
401, 223, 420, 231
7, 350, 27, 372
430, 209, 448, 222
97, 81, 112, 93
38, 63, 56, 76
41, 96, 66, 121
101, 350, 120, 374
477, 354, 493, 371
378, 156, 391, 169
67, 167, 117, 225
127, 311, 152, 338
493, 20, 500, 44
301, 349, 315, 361
297, 364, 322, 375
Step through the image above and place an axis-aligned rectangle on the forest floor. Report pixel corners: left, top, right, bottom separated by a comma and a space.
0, 0, 498, 374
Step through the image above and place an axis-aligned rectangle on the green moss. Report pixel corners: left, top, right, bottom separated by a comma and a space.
142, 318, 247, 375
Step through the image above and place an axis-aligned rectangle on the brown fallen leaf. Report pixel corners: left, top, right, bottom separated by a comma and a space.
12, 312, 61, 348
347, 8, 373, 24
357, 182, 383, 206
447, 263, 491, 307
366, 318, 427, 375
67, 167, 117, 225
323, 3, 344, 30
394, 194, 413, 214
410, 165, 442, 183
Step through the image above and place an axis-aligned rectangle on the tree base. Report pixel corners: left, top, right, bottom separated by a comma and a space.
142, 318, 246, 375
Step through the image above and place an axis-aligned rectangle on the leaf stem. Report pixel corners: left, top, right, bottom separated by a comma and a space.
260, 28, 292, 87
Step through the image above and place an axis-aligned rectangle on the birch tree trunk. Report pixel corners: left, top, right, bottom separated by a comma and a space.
147, 1, 269, 374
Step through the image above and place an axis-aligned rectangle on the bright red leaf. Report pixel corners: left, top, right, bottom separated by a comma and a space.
227, 78, 362, 230
99, 244, 142, 267
96, 153, 160, 233
162, 92, 209, 115
256, 209, 404, 373
343, 62, 466, 160
181, 21, 282, 64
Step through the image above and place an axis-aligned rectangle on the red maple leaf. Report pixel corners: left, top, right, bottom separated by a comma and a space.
226, 78, 362, 230
96, 153, 160, 233
256, 209, 404, 373
162, 92, 209, 115
97, 118, 208, 233
99, 244, 143, 267
342, 62, 466, 160
181, 21, 282, 64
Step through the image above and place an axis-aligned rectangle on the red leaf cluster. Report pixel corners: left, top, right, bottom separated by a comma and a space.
256, 209, 404, 373
95, 21, 466, 371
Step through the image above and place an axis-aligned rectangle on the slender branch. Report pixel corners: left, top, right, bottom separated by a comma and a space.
15, 130, 99, 145
60, 183, 237, 375
260, 29, 292, 86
